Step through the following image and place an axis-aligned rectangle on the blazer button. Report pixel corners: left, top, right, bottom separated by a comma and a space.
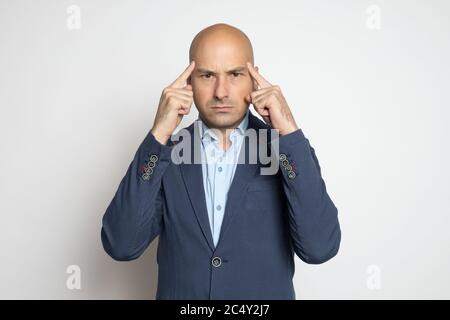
288, 171, 296, 179
144, 166, 153, 175
149, 154, 158, 163
212, 256, 222, 267
279, 153, 287, 161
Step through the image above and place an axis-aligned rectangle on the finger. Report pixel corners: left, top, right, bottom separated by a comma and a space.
164, 87, 193, 99
262, 115, 272, 125
178, 103, 192, 115
258, 109, 270, 117
246, 62, 271, 89
170, 61, 196, 88
250, 87, 275, 100
178, 105, 191, 113
252, 96, 270, 115
165, 96, 193, 107
252, 103, 270, 116
166, 95, 192, 111
252, 94, 271, 109
169, 96, 192, 106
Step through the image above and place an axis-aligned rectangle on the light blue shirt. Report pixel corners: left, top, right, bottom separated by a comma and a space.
198, 109, 250, 247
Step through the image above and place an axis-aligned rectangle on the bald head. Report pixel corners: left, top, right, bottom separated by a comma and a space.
189, 23, 254, 64
188, 24, 256, 132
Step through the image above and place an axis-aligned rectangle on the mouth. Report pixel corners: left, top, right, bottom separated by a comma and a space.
212, 105, 233, 113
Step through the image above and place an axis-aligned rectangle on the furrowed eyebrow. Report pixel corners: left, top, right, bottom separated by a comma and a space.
226, 67, 246, 73
196, 66, 247, 74
196, 68, 215, 74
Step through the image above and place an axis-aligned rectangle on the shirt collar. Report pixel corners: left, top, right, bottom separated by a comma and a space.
198, 108, 249, 143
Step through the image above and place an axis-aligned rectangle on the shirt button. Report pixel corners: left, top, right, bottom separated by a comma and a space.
216, 205, 222, 211
212, 256, 222, 267
218, 167, 222, 172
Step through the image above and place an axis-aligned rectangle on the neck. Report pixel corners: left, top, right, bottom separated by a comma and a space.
208, 127, 234, 151
200, 117, 244, 152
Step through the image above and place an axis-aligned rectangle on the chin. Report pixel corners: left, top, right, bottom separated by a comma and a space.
208, 114, 238, 128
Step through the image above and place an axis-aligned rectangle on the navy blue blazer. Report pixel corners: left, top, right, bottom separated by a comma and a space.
101, 111, 341, 300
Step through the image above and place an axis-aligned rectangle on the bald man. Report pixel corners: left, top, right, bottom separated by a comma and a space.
101, 23, 341, 300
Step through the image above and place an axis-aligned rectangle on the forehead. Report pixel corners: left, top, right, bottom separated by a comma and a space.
193, 37, 252, 70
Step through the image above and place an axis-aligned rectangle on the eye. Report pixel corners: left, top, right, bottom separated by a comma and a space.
232, 72, 242, 77
201, 73, 213, 79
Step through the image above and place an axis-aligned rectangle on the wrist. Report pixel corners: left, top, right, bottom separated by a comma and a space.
150, 127, 170, 145
280, 124, 299, 136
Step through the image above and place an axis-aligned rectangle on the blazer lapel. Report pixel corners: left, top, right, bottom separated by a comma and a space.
178, 122, 216, 252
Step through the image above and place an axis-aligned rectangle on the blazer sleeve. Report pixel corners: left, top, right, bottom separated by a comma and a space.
101, 131, 172, 261
276, 129, 341, 264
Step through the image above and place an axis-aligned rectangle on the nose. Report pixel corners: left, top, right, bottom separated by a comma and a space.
213, 75, 229, 101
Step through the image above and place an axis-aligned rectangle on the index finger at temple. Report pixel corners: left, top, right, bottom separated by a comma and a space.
170, 61, 196, 88
246, 62, 271, 89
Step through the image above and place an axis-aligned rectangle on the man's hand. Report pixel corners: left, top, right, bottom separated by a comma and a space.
245, 62, 299, 136
150, 61, 196, 145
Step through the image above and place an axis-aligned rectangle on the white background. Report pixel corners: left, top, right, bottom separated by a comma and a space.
1, 0, 449, 299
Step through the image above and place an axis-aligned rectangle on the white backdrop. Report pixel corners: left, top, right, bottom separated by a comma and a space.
1, 0, 449, 299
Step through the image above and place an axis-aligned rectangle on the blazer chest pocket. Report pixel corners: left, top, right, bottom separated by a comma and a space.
247, 176, 280, 192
